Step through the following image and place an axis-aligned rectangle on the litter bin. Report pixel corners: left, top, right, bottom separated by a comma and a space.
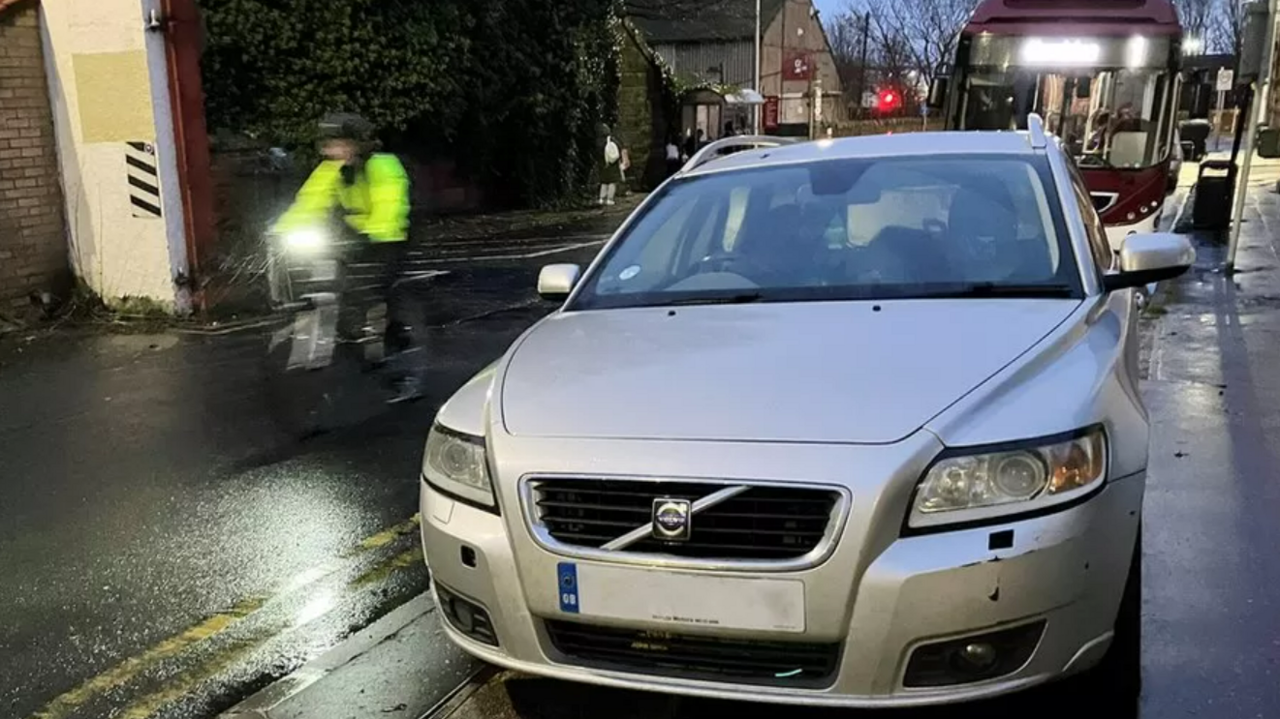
1179, 119, 1213, 161
1260, 125, 1280, 159
1193, 160, 1234, 231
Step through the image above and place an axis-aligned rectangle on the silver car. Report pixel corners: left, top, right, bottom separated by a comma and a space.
418, 117, 1193, 707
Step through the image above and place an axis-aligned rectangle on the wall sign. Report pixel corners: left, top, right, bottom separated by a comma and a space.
125, 142, 162, 219
783, 51, 813, 81
764, 96, 780, 129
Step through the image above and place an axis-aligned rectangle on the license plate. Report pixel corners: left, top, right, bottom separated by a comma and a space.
556, 562, 805, 633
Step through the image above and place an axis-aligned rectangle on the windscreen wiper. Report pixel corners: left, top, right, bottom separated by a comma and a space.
656, 292, 765, 306
919, 283, 1077, 299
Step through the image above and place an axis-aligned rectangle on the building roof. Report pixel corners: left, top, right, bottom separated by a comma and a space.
625, 0, 785, 44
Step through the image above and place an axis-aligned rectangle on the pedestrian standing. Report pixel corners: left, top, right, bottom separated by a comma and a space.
666, 137, 682, 177
599, 128, 623, 206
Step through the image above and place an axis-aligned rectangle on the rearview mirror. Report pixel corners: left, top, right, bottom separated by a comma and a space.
1102, 233, 1194, 292
537, 263, 581, 301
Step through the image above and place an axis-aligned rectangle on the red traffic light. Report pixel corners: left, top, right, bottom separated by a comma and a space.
877, 90, 901, 111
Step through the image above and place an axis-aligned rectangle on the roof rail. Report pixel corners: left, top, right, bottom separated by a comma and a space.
681, 135, 800, 173
1026, 113, 1048, 149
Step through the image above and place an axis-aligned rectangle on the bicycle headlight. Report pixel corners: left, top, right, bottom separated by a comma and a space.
284, 228, 326, 252
908, 429, 1108, 530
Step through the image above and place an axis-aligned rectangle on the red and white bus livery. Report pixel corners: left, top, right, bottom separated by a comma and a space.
938, 0, 1184, 252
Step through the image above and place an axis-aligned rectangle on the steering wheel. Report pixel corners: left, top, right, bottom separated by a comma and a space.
922, 219, 947, 240
696, 251, 763, 278
1076, 154, 1112, 169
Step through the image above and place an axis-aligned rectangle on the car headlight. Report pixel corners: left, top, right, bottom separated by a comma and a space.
908, 429, 1107, 530
423, 425, 496, 511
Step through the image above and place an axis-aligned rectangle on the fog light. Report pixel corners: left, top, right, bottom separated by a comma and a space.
956, 642, 999, 672
904, 620, 1045, 688
435, 582, 498, 646
453, 600, 475, 633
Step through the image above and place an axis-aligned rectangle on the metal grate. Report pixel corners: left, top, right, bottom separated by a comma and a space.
532, 479, 840, 560
546, 620, 840, 687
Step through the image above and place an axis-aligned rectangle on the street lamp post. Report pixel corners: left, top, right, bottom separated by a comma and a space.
1227, 0, 1280, 272
754, 0, 762, 133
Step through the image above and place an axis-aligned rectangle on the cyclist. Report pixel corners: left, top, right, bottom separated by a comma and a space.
275, 112, 420, 403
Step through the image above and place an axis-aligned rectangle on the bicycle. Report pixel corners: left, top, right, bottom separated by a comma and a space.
261, 219, 410, 437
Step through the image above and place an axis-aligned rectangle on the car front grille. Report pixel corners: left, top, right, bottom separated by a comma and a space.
529, 479, 842, 561
545, 620, 840, 687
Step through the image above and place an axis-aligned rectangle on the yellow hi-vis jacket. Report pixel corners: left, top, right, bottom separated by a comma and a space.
275, 153, 410, 243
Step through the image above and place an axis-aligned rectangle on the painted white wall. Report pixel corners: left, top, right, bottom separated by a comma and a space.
39, 0, 188, 310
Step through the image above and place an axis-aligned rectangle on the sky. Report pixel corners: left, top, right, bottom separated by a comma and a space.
812, 0, 849, 20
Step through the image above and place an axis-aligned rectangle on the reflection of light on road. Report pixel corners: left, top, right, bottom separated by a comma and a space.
1144, 306, 1249, 644
294, 588, 338, 627
281, 563, 338, 594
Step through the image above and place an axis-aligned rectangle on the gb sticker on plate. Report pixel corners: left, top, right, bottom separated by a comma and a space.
557, 562, 580, 614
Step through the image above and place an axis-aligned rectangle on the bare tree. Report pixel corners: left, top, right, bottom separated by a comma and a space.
824, 6, 871, 106
850, 0, 976, 84
1175, 0, 1218, 49
1210, 0, 1244, 55
848, 4, 919, 114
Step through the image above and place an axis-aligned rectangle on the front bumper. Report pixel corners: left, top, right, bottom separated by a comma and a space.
420, 467, 1143, 708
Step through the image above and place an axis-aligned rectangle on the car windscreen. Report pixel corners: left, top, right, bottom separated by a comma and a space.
572, 154, 1082, 310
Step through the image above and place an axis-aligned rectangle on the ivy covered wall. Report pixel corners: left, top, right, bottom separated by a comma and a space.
199, 0, 622, 208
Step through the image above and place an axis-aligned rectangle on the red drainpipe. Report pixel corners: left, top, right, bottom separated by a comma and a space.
160, 0, 215, 312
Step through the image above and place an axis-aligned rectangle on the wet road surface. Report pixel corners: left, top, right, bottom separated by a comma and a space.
0, 230, 607, 719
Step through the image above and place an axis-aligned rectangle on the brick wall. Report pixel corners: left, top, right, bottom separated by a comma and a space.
0, 0, 68, 315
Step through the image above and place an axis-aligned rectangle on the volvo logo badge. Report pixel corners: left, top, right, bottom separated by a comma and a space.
652, 498, 692, 541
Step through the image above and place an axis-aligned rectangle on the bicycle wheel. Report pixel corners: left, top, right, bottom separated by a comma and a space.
261, 304, 398, 439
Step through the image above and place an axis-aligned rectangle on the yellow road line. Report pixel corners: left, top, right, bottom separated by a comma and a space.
114, 541, 427, 719
115, 636, 269, 719
350, 513, 421, 554
351, 546, 426, 588
28, 598, 264, 719
27, 513, 422, 719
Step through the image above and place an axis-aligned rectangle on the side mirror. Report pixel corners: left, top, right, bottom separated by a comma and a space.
1102, 233, 1194, 292
537, 263, 581, 301
926, 77, 949, 109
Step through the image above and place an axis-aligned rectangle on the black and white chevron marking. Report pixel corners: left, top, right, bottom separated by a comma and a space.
125, 141, 162, 219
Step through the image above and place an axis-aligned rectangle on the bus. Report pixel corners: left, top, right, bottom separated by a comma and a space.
932, 0, 1184, 251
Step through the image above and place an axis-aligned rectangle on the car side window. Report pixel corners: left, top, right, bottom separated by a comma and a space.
1066, 161, 1113, 272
